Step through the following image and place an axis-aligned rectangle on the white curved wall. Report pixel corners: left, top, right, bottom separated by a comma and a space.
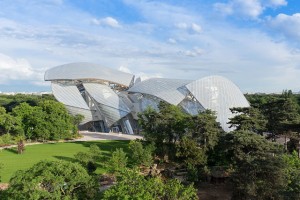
45, 62, 134, 87
186, 76, 250, 132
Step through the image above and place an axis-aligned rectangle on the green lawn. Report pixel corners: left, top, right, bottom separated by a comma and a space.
0, 140, 130, 183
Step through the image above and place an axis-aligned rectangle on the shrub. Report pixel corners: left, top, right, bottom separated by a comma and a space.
108, 148, 128, 174
74, 144, 101, 174
129, 140, 155, 167
5, 160, 98, 199
102, 169, 198, 200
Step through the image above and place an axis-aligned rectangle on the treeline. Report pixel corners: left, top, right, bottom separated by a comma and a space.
0, 94, 82, 145
244, 90, 300, 152
138, 96, 300, 199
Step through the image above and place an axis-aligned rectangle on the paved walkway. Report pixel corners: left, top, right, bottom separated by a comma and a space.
74, 131, 143, 141
0, 132, 143, 150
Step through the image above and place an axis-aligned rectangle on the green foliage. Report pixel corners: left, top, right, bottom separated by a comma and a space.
187, 110, 223, 150
246, 91, 300, 135
139, 102, 188, 157
129, 140, 155, 167
12, 101, 77, 141
5, 160, 98, 200
39, 100, 75, 140
0, 106, 23, 136
74, 144, 101, 174
102, 169, 198, 200
228, 107, 267, 134
220, 130, 286, 200
0, 94, 55, 112
0, 134, 13, 146
222, 130, 281, 164
232, 154, 286, 200
139, 102, 221, 161
282, 151, 300, 199
164, 178, 198, 200
108, 148, 128, 174
176, 136, 207, 167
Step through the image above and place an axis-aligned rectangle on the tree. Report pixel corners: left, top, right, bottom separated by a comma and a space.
139, 102, 189, 158
220, 130, 286, 200
262, 93, 300, 135
0, 106, 23, 136
39, 100, 75, 140
282, 151, 300, 199
228, 107, 267, 134
13, 101, 77, 141
102, 169, 198, 200
176, 136, 207, 167
5, 160, 98, 200
108, 148, 128, 174
187, 110, 223, 150
129, 140, 155, 167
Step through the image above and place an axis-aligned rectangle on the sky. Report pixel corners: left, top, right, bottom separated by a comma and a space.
0, 0, 300, 93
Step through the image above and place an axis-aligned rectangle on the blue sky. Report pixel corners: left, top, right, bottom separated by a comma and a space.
0, 0, 299, 93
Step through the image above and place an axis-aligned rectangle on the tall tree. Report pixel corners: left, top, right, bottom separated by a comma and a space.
228, 107, 267, 134
220, 130, 286, 200
187, 110, 223, 150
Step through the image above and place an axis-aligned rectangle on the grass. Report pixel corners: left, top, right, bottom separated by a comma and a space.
0, 140, 130, 183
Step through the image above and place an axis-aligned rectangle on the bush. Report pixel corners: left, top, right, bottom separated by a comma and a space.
5, 160, 98, 200
74, 144, 101, 174
0, 134, 13, 146
102, 169, 198, 200
129, 140, 155, 167
108, 148, 128, 174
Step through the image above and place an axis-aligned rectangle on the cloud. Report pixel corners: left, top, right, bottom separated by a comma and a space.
91, 17, 121, 28
0, 0, 298, 93
167, 38, 177, 44
266, 0, 287, 7
182, 47, 204, 57
0, 53, 42, 84
118, 66, 132, 73
175, 22, 202, 34
214, 0, 287, 18
268, 13, 300, 41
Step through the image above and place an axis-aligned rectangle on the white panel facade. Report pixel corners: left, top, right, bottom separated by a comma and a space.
65, 106, 93, 125
52, 83, 89, 109
186, 76, 250, 132
83, 83, 130, 126
83, 83, 130, 112
46, 62, 250, 133
45, 62, 134, 87
128, 78, 191, 105
52, 83, 93, 125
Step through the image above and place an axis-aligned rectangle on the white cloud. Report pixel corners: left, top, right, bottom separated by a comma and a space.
91, 17, 121, 28
135, 72, 163, 81
175, 22, 202, 34
183, 47, 204, 57
168, 38, 177, 44
268, 13, 300, 40
191, 23, 202, 33
118, 66, 132, 73
0, 53, 42, 84
214, 0, 287, 18
176, 22, 189, 29
0, 0, 298, 93
266, 0, 287, 7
